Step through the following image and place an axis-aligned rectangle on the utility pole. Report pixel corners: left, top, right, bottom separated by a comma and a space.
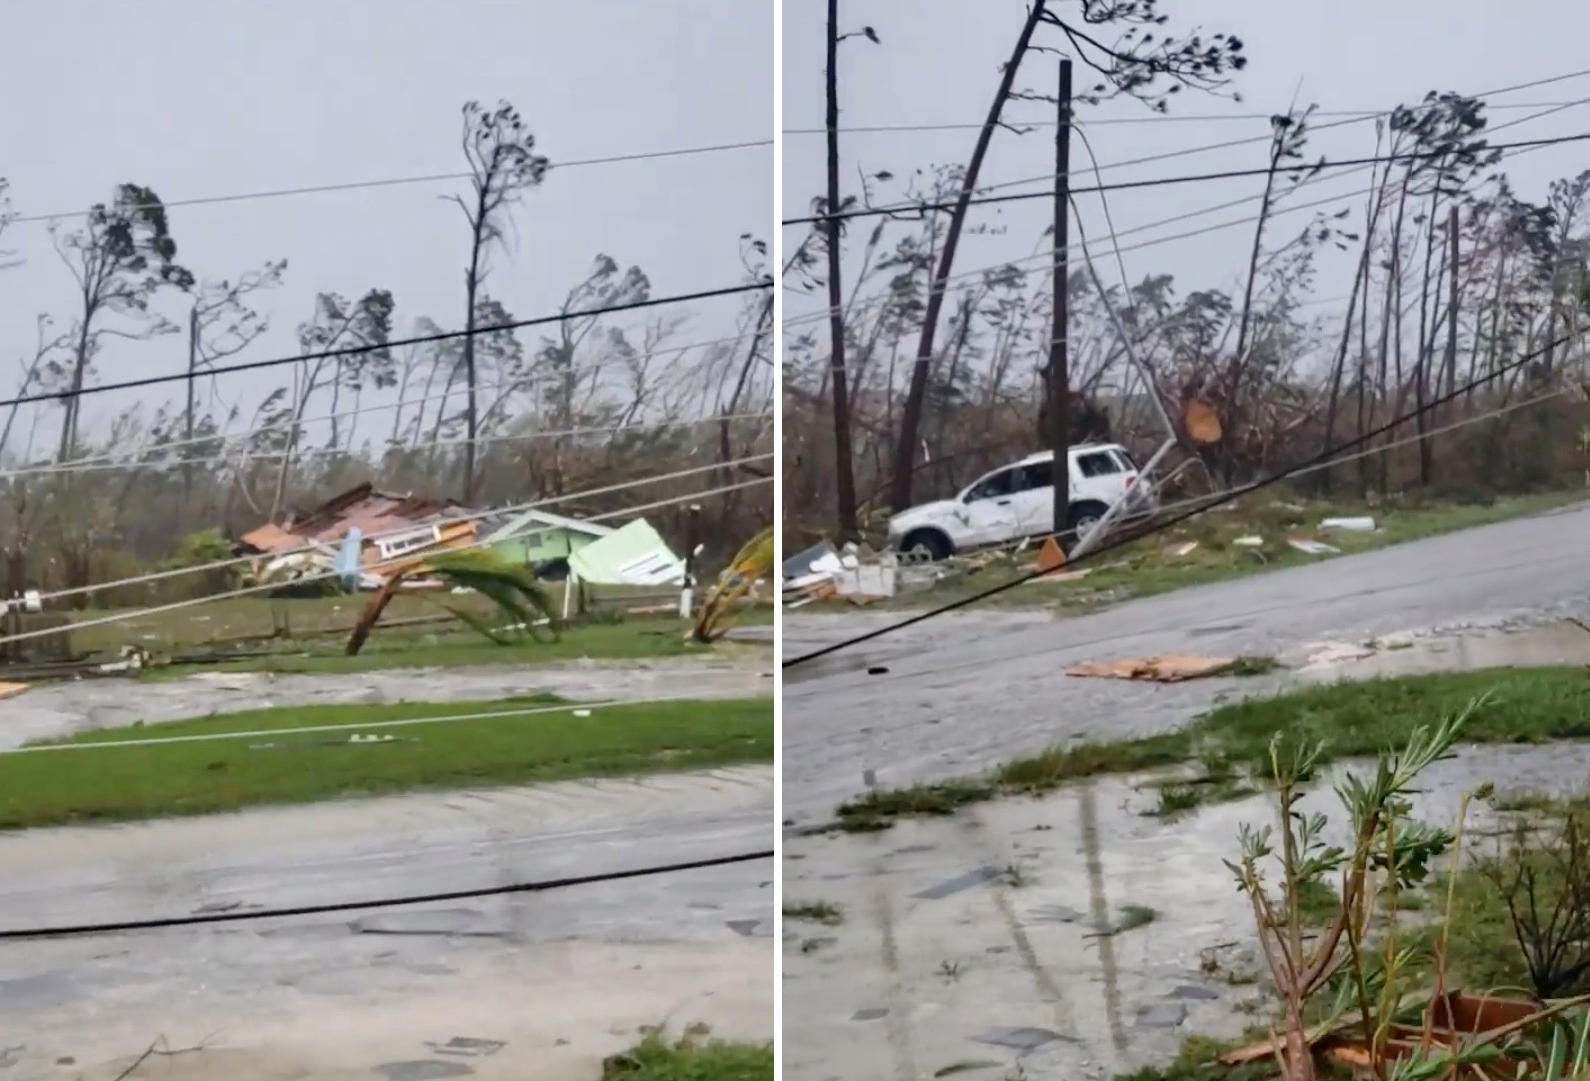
825, 0, 860, 539
1049, 58, 1072, 539
183, 305, 199, 514
1445, 204, 1459, 398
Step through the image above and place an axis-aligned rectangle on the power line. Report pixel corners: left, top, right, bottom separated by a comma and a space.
781, 100, 1590, 135
30, 454, 772, 607
13, 412, 773, 480
782, 327, 1584, 668
784, 65, 1590, 138
779, 130, 1590, 227
0, 848, 774, 940
781, 68, 1590, 204
0, 281, 773, 410
781, 100, 1587, 333
8, 139, 774, 226
11, 324, 775, 478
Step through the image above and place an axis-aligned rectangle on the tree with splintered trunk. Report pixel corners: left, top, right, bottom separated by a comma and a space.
180, 260, 285, 511
1386, 93, 1495, 486
48, 184, 194, 463
531, 255, 649, 494
451, 100, 549, 505
267, 289, 393, 522
886, 0, 1246, 512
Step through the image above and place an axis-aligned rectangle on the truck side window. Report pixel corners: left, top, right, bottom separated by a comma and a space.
1016, 463, 1054, 491
1077, 452, 1121, 478
967, 469, 1014, 501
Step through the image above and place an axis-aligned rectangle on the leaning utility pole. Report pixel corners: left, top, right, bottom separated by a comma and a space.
1445, 204, 1459, 398
825, 0, 860, 539
887, 0, 1048, 513
1049, 58, 1073, 538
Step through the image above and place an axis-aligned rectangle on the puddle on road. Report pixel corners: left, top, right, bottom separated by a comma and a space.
1297, 619, 1590, 683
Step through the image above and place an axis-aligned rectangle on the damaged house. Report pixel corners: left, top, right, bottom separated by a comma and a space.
237, 483, 478, 587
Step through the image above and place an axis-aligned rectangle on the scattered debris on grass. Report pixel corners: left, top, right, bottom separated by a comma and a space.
1319, 515, 1376, 533
1286, 538, 1340, 557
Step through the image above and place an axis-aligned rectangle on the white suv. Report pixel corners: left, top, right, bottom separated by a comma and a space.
886, 443, 1157, 561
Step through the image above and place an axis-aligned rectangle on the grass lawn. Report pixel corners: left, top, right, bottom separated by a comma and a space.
0, 695, 772, 830
51, 593, 772, 678
835, 666, 1590, 830
147, 618, 767, 679
601, 1033, 772, 1080
830, 490, 1583, 615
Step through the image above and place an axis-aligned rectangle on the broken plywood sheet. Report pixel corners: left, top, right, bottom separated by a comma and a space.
0, 681, 26, 701
1066, 655, 1236, 683
1030, 536, 1067, 575
567, 519, 684, 586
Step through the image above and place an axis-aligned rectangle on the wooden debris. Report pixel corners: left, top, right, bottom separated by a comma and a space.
1031, 536, 1067, 575
1066, 655, 1236, 683
0, 681, 26, 701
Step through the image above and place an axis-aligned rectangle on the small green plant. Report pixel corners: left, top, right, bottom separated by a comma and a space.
1225, 697, 1482, 1081
600, 1030, 772, 1080
1228, 654, 1281, 677
1477, 799, 1590, 997
1153, 783, 1203, 819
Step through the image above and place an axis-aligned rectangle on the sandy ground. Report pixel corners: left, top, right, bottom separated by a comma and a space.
0, 766, 774, 1080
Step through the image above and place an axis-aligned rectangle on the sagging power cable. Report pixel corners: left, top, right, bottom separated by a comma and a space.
0, 849, 774, 940
783, 329, 1585, 668
0, 281, 772, 410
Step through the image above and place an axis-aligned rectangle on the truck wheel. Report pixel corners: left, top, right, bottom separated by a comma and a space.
1066, 501, 1109, 543
900, 529, 952, 562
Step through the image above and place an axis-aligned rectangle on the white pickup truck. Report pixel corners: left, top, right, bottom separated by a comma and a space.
886, 443, 1157, 561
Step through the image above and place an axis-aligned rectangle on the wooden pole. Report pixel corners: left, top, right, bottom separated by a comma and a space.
824, 0, 859, 538
1050, 58, 1073, 538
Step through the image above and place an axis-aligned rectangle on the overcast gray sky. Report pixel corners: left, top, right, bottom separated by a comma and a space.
782, 1, 1590, 348
0, 0, 772, 456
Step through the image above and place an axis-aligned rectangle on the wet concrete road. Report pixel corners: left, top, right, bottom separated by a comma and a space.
3, 655, 771, 748
0, 767, 774, 1079
783, 500, 1590, 822
783, 744, 1590, 1081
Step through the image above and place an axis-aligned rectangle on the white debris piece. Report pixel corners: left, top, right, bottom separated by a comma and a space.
1320, 516, 1376, 533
